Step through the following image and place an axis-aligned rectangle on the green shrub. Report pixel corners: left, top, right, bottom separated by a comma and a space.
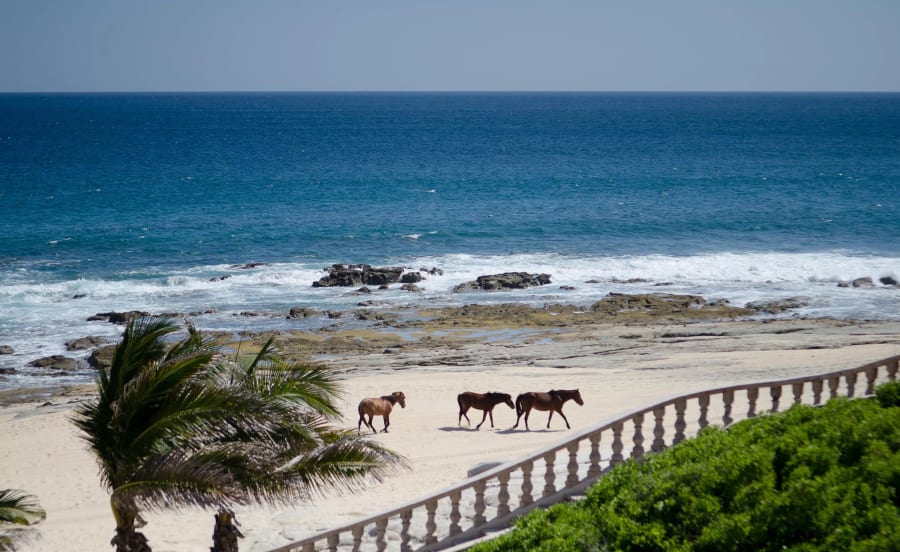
473, 383, 900, 552
875, 380, 900, 408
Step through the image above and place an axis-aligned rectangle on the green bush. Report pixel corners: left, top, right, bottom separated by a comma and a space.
473, 383, 900, 552
875, 380, 900, 408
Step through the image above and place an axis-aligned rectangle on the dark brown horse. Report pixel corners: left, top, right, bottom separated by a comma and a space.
512, 389, 584, 430
357, 391, 406, 434
457, 391, 515, 429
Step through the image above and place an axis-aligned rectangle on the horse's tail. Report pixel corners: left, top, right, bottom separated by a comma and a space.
515, 395, 525, 417
457, 393, 465, 412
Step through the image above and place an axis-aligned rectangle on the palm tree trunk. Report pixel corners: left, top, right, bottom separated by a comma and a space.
111, 526, 151, 552
110, 500, 151, 552
210, 510, 243, 552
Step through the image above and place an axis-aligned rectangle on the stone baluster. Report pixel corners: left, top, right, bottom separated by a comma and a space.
473, 481, 487, 526
889, 358, 899, 380
652, 407, 666, 452
673, 399, 687, 444
424, 500, 438, 546
812, 379, 824, 405
588, 433, 603, 478
543, 451, 557, 497
449, 491, 462, 536
520, 460, 534, 507
698, 395, 710, 429
400, 509, 413, 552
631, 413, 645, 461
497, 472, 511, 517
566, 442, 580, 487
722, 390, 734, 426
326, 533, 339, 552
828, 376, 840, 399
302, 542, 315, 552
792, 382, 804, 405
375, 518, 388, 552
610, 421, 624, 466
351, 525, 364, 551
770, 385, 782, 413
846, 372, 857, 398
865, 366, 878, 395
747, 387, 759, 418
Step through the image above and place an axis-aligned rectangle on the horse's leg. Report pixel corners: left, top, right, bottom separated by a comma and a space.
512, 397, 524, 429
458, 396, 470, 426
523, 408, 531, 431
513, 407, 525, 429
546, 410, 554, 429
366, 414, 376, 434
558, 409, 571, 429
476, 409, 489, 430
382, 413, 390, 433
357, 413, 364, 435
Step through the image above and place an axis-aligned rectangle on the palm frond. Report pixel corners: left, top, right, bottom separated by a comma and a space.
108, 318, 180, 397
0, 490, 45, 526
275, 433, 409, 500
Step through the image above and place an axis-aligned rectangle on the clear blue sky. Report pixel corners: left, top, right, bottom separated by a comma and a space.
1, 0, 898, 92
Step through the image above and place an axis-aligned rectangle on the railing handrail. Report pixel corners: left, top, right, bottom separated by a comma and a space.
270, 353, 900, 551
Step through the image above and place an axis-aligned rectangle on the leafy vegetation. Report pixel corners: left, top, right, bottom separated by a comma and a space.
0, 489, 46, 551
72, 317, 404, 552
473, 384, 900, 552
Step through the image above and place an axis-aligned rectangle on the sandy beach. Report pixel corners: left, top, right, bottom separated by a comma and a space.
3, 316, 900, 551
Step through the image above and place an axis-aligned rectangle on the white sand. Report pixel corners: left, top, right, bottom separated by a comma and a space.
2, 319, 899, 551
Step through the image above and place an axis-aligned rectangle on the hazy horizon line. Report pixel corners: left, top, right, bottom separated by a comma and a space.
3, 89, 899, 95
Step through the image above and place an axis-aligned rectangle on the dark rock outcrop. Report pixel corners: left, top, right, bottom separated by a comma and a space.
880, 276, 898, 286
453, 272, 552, 292
88, 346, 116, 370
400, 272, 424, 284
87, 311, 149, 324
29, 355, 79, 371
287, 307, 321, 319
65, 336, 108, 351
745, 297, 811, 314
311, 264, 403, 287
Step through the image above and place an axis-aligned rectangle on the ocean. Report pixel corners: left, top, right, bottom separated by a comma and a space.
1, 92, 898, 390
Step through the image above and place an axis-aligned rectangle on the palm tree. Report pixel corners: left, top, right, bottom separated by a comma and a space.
205, 336, 407, 551
0, 489, 46, 551
73, 317, 404, 552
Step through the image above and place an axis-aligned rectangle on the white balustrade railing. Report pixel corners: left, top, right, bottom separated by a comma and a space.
270, 354, 900, 552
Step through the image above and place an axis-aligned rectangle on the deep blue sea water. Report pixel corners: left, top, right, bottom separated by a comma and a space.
1, 92, 899, 389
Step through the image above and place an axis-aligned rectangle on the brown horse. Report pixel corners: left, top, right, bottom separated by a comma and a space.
512, 389, 584, 430
457, 391, 515, 429
357, 391, 406, 434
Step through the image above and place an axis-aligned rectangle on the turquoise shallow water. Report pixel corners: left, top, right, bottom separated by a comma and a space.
1, 92, 899, 387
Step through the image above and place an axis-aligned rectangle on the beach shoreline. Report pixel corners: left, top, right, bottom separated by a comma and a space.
2, 314, 900, 551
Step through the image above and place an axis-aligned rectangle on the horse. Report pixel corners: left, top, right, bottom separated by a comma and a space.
512, 389, 584, 431
457, 391, 515, 429
357, 391, 406, 434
